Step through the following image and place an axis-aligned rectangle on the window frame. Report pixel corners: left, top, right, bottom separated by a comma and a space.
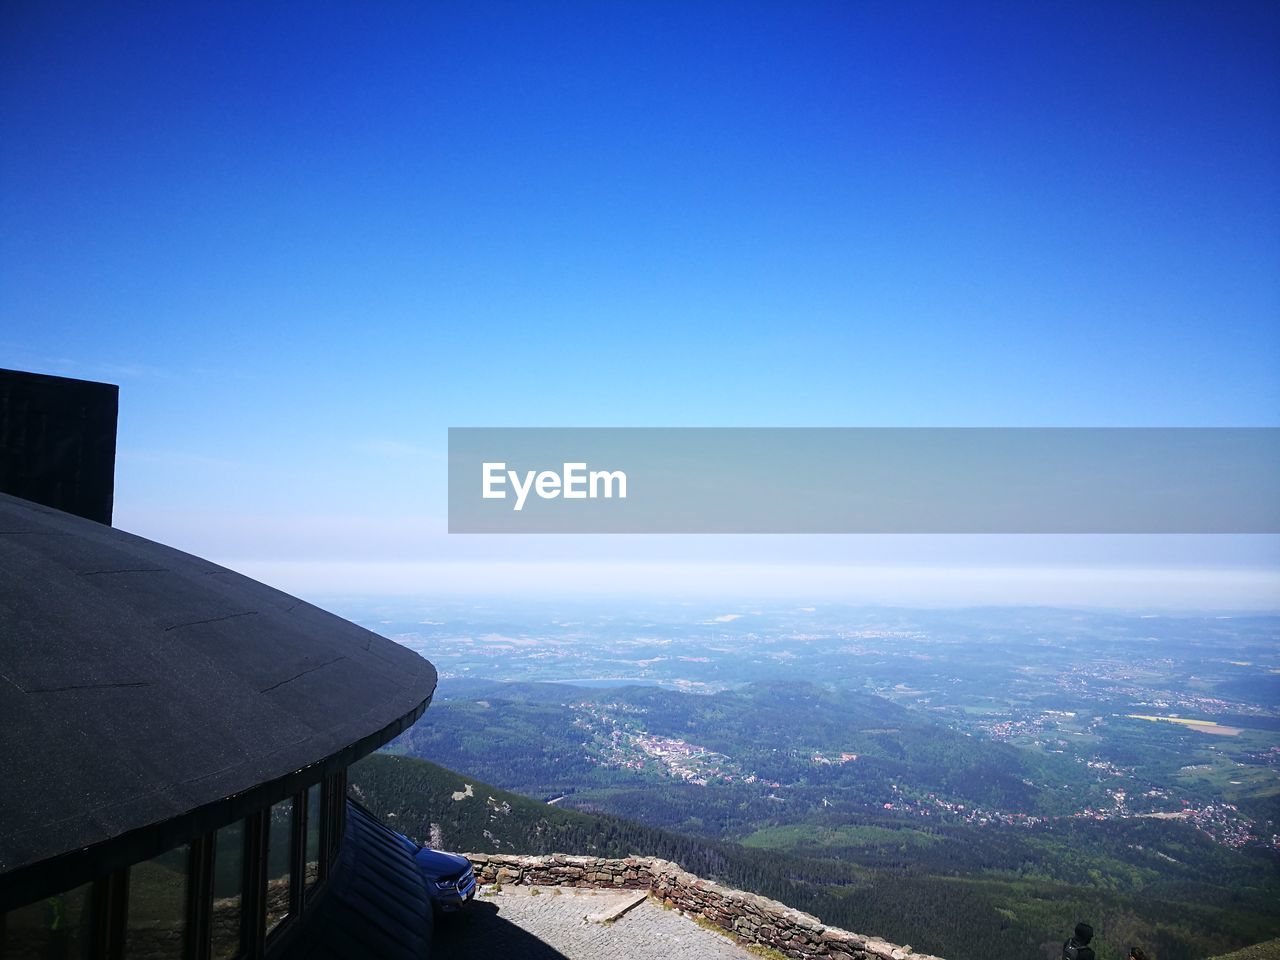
302, 783, 324, 904
0, 769, 348, 960
261, 796, 298, 948
121, 842, 191, 960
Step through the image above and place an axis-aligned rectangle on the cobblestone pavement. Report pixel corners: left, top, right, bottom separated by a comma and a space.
432, 886, 758, 959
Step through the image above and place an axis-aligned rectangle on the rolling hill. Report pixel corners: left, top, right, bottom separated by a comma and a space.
350, 752, 1280, 960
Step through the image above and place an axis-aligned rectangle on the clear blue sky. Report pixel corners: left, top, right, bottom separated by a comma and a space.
2, 2, 1278, 606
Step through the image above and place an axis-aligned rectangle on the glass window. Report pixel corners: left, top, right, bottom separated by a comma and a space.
210, 821, 244, 960
125, 844, 188, 959
304, 783, 322, 893
3, 883, 91, 959
265, 798, 294, 935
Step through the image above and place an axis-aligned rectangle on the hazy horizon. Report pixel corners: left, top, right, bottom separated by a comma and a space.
5, 3, 1277, 611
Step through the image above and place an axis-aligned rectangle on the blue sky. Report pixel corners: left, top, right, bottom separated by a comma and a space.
2, 2, 1278, 607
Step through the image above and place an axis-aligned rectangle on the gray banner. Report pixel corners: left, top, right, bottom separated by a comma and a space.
447, 428, 1280, 534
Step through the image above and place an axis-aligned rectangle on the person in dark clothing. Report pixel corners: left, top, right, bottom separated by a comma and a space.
1063, 922, 1096, 960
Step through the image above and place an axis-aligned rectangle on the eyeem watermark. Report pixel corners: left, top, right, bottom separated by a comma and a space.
449, 427, 1280, 534
482, 461, 628, 512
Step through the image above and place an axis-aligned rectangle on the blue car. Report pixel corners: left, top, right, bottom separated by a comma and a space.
415, 845, 478, 912
393, 831, 477, 912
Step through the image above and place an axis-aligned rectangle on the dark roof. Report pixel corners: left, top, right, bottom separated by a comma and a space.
284, 801, 434, 960
0, 492, 436, 903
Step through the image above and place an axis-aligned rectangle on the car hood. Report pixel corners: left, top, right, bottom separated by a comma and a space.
414, 847, 472, 878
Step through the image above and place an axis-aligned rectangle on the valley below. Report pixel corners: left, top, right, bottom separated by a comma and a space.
335, 601, 1280, 960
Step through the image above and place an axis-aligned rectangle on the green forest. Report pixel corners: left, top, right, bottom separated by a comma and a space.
350, 753, 1280, 960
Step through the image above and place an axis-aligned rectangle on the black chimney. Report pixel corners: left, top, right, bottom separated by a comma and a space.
0, 369, 118, 525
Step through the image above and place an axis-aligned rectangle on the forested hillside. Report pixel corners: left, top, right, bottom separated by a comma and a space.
1209, 940, 1280, 960
350, 753, 1280, 960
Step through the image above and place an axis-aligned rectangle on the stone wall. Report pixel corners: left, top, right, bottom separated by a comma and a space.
465, 853, 942, 960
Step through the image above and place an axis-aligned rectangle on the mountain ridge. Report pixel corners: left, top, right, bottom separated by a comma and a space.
350, 751, 1279, 960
